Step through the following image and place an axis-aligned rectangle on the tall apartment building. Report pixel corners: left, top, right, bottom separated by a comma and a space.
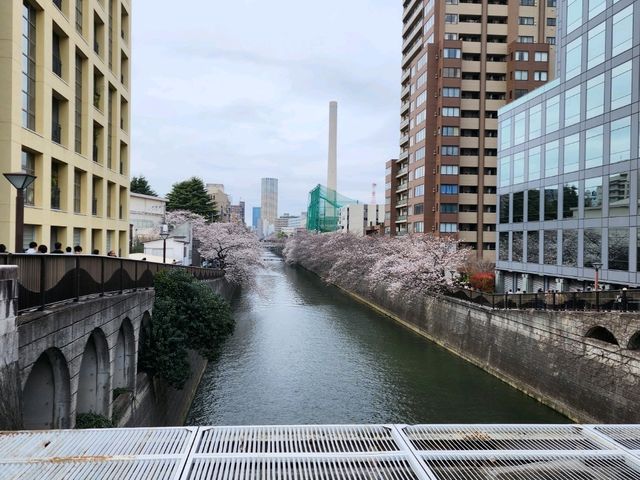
386, 0, 556, 261
260, 177, 278, 235
497, 0, 640, 291
0, 0, 131, 254
206, 183, 231, 222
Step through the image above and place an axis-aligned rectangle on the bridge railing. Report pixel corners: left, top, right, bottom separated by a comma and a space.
445, 286, 640, 312
0, 254, 224, 313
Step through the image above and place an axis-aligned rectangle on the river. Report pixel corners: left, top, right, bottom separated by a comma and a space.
186, 252, 567, 425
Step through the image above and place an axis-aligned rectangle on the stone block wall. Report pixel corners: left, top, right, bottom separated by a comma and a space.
0, 266, 20, 429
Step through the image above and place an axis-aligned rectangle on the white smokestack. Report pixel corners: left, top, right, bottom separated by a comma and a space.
327, 101, 338, 192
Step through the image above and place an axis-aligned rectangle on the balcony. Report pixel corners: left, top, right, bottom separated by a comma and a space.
396, 167, 409, 178
398, 150, 409, 161
399, 135, 409, 147
396, 199, 408, 208
400, 117, 410, 130
401, 84, 411, 99
395, 215, 408, 223
401, 101, 410, 115
401, 69, 411, 83
396, 182, 409, 193
52, 123, 62, 144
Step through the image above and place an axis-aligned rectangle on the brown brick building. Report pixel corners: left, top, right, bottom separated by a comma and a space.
386, 0, 556, 261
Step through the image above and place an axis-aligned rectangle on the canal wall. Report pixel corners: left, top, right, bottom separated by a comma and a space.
296, 263, 640, 423
119, 277, 236, 428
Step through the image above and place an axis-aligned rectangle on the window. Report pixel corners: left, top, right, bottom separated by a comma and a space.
519, 16, 535, 25
415, 147, 425, 162
414, 203, 424, 214
545, 141, 559, 177
585, 74, 604, 118
589, 0, 605, 18
440, 184, 458, 194
544, 186, 558, 221
499, 196, 510, 224
445, 14, 458, 23
22, 2, 36, 130
513, 191, 524, 223
443, 48, 461, 58
514, 89, 529, 99
416, 73, 427, 89
534, 71, 547, 81
584, 176, 603, 217
563, 182, 579, 219
514, 51, 529, 61
415, 110, 426, 126
441, 146, 458, 156
440, 223, 458, 233
528, 146, 541, 181
584, 229, 601, 268
521, 0, 535, 5
534, 51, 548, 62
514, 70, 528, 80
565, 37, 582, 80
500, 118, 511, 150
52, 32, 62, 77
512, 232, 523, 262
442, 87, 460, 97
585, 126, 603, 169
566, 0, 583, 33
562, 230, 578, 267
610, 61, 632, 110
563, 134, 580, 173
518, 36, 534, 43
440, 165, 458, 175
413, 222, 424, 233
21, 150, 36, 206
547, 17, 556, 26
417, 53, 427, 71
441, 126, 459, 136
499, 155, 510, 187
513, 152, 525, 184
527, 231, 540, 264
416, 91, 427, 107
612, 6, 633, 57
444, 34, 457, 42
546, 37, 556, 45
587, 22, 605, 69
609, 172, 630, 216
74, 169, 82, 213
415, 166, 425, 179
545, 96, 560, 133
610, 117, 631, 163
564, 85, 581, 126
442, 67, 460, 78
609, 228, 629, 271
548, 0, 556, 5
514, 112, 526, 145
499, 232, 509, 261
76, 0, 83, 34
411, 184, 423, 197
528, 189, 541, 222
544, 230, 557, 265
440, 203, 458, 213
415, 128, 426, 143
529, 104, 542, 139
74, 54, 83, 154
442, 107, 460, 117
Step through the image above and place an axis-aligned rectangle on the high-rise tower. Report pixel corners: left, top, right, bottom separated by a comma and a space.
260, 178, 278, 236
327, 101, 338, 192
386, 0, 556, 261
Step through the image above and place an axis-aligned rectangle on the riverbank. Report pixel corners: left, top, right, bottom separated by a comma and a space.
293, 262, 640, 424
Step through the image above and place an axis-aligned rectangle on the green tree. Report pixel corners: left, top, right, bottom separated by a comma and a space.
138, 269, 234, 389
166, 177, 217, 220
130, 175, 158, 196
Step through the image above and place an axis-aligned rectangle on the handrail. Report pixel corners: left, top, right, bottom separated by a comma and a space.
0, 254, 224, 313
445, 286, 640, 312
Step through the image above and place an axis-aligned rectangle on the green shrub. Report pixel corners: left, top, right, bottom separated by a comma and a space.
138, 269, 234, 389
75, 412, 114, 429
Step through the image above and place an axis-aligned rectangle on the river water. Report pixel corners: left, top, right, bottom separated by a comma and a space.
186, 253, 567, 425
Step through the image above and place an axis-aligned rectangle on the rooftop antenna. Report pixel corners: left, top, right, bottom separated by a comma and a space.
370, 182, 377, 205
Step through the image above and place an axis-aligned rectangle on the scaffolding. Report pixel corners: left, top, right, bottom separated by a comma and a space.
306, 184, 360, 233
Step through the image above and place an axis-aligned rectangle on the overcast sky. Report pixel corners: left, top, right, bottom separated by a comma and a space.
132, 0, 402, 219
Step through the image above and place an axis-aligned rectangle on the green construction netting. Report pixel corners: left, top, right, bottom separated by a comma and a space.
306, 184, 360, 233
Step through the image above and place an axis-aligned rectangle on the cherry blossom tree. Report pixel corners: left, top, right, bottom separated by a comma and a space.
165, 210, 263, 285
284, 232, 471, 300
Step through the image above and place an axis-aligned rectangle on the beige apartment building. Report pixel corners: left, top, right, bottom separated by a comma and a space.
386, 0, 556, 261
0, 0, 130, 254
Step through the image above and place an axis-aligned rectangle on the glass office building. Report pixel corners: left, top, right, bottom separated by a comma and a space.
497, 0, 640, 292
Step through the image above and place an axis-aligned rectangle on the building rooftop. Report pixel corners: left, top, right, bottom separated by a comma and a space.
1, 424, 639, 478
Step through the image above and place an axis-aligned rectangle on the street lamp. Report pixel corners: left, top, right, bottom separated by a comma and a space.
592, 261, 603, 291
159, 223, 169, 264
3, 172, 37, 253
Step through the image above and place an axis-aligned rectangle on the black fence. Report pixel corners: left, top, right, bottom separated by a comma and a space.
0, 254, 224, 313
446, 287, 640, 312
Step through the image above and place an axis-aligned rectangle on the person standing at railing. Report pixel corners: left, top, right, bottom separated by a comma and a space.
0, 244, 6, 254
74, 245, 83, 254
37, 245, 48, 254
25, 242, 37, 254
65, 247, 73, 254
51, 242, 64, 254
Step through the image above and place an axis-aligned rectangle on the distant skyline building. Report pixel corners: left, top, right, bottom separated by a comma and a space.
230, 201, 245, 225
261, 178, 278, 236
386, 0, 557, 261
496, 0, 640, 291
252, 207, 261, 231
327, 101, 338, 192
206, 183, 231, 222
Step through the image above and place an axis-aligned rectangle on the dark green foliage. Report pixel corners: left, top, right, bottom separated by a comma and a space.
166, 177, 218, 220
75, 412, 114, 429
140, 269, 233, 389
130, 175, 158, 196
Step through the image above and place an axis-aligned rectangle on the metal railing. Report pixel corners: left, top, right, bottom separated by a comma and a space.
0, 254, 224, 313
446, 287, 640, 312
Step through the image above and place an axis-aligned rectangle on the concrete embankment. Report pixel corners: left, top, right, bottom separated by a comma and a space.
299, 264, 640, 423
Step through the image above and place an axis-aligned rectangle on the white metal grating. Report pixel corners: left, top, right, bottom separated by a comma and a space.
591, 425, 640, 452
185, 455, 425, 480
403, 425, 609, 451
419, 452, 640, 480
2, 425, 640, 479
195, 425, 402, 454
